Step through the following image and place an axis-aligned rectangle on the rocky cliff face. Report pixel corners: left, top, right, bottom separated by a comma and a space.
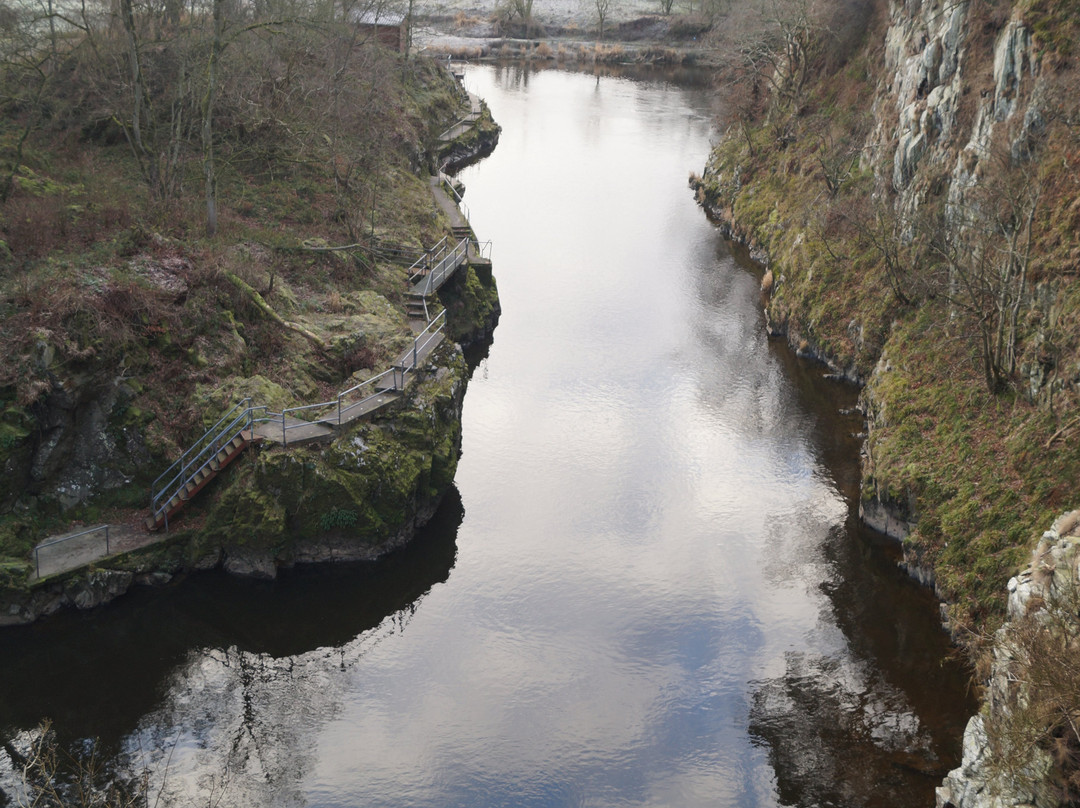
875, 0, 1040, 206
695, 0, 1080, 800
869, 0, 1072, 406
938, 510, 1080, 808
843, 4, 1080, 801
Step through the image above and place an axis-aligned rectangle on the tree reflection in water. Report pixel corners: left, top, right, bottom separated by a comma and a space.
0, 489, 463, 807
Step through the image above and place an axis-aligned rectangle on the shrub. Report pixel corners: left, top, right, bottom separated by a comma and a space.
318, 507, 358, 532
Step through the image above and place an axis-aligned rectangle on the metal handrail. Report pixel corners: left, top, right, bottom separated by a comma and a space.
282, 399, 336, 423
337, 367, 396, 404
363, 314, 447, 397
418, 239, 469, 296
152, 421, 244, 514
443, 175, 471, 223
438, 116, 473, 142
34, 525, 109, 578
149, 402, 262, 529
404, 311, 447, 371
407, 236, 450, 286
151, 398, 252, 494
367, 238, 428, 266
414, 310, 447, 353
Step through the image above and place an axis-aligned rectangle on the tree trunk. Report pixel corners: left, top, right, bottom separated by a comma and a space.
119, 0, 161, 197
202, 0, 225, 236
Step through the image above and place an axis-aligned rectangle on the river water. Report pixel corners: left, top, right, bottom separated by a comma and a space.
0, 64, 973, 807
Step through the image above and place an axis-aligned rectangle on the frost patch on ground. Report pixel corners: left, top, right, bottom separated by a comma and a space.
415, 0, 657, 40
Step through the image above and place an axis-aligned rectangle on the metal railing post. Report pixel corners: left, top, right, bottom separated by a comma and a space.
338, 395, 343, 425
105, 525, 110, 555
35, 547, 40, 578
282, 412, 288, 448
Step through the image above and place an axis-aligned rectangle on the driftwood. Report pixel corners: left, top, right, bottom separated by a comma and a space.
224, 271, 325, 349
1045, 415, 1080, 450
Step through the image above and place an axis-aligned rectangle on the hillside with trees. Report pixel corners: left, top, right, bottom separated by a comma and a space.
0, 0, 499, 605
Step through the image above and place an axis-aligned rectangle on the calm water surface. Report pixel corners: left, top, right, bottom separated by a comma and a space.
0, 64, 973, 807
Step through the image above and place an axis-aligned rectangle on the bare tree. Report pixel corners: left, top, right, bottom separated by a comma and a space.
0, 0, 69, 203
593, 0, 611, 40
823, 192, 919, 307
741, 0, 816, 115
495, 0, 534, 36
924, 153, 1042, 394
6, 720, 147, 807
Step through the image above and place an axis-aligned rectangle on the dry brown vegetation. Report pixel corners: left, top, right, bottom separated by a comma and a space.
0, 0, 473, 564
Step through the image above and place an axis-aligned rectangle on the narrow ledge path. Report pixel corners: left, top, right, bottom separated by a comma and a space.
29, 88, 491, 583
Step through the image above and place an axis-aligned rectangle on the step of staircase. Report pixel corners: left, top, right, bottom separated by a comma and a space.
145, 434, 251, 531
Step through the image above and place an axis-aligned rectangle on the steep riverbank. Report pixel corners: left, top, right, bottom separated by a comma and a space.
0, 42, 501, 624
692, 0, 1080, 801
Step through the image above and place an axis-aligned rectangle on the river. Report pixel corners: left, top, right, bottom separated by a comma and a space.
0, 64, 973, 807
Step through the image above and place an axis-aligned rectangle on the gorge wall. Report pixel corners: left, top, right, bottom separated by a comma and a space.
695, 0, 1080, 803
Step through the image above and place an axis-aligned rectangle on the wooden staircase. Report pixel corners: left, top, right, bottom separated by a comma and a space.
145, 431, 255, 531
406, 293, 429, 321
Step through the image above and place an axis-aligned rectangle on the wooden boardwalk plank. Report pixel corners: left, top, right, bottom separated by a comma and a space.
253, 416, 335, 446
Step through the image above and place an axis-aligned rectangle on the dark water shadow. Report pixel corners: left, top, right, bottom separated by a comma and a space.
715, 241, 975, 806
0, 487, 464, 749
462, 330, 495, 376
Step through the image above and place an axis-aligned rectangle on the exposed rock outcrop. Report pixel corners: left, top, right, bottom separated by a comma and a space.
937, 511, 1080, 808
1, 568, 139, 627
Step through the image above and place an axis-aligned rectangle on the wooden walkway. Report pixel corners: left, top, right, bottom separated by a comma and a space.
29, 81, 488, 583
436, 92, 484, 144
250, 326, 448, 447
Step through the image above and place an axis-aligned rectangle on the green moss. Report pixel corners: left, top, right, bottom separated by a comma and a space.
196, 375, 296, 418
1022, 0, 1080, 55
178, 348, 467, 562
0, 420, 29, 451
318, 507, 358, 532
199, 481, 288, 553
439, 264, 500, 343
0, 515, 43, 567
0, 559, 31, 600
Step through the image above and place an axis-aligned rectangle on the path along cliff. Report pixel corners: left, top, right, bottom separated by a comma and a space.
692, 0, 1080, 803
0, 64, 502, 627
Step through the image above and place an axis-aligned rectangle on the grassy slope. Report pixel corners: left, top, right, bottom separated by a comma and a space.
696, 0, 1080, 638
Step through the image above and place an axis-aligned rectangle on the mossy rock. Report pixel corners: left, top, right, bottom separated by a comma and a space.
0, 559, 31, 601
0, 517, 39, 564
186, 347, 467, 561
195, 375, 297, 420
439, 264, 500, 344
324, 306, 412, 368
198, 483, 288, 554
